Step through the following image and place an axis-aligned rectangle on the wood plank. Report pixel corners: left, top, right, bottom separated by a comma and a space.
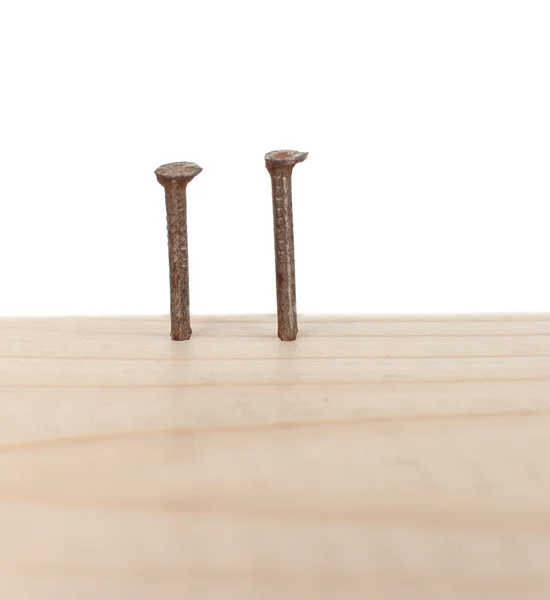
0, 315, 549, 600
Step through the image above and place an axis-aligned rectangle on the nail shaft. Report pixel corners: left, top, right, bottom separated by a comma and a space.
265, 150, 308, 341
155, 162, 202, 341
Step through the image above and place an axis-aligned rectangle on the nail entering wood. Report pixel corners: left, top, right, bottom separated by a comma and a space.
155, 162, 202, 341
265, 150, 308, 341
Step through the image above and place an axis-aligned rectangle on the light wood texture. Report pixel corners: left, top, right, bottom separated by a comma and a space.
1, 314, 550, 600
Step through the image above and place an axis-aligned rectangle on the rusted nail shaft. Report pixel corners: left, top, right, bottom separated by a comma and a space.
265, 150, 308, 341
155, 162, 202, 341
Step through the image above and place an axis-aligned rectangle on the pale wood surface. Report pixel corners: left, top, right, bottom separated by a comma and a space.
1, 314, 550, 599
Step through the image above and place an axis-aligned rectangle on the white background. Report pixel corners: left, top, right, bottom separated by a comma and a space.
1, 0, 549, 316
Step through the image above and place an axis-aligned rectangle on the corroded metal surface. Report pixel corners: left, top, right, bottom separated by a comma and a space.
265, 150, 308, 341
155, 162, 202, 341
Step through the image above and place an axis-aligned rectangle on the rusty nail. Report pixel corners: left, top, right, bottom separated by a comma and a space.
155, 162, 202, 341
265, 150, 308, 341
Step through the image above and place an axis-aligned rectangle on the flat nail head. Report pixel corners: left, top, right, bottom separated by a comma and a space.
155, 162, 203, 186
265, 150, 308, 169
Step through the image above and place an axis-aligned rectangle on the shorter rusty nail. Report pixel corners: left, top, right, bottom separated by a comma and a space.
155, 162, 202, 341
265, 149, 308, 341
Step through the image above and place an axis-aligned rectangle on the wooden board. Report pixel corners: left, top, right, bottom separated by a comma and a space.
1, 314, 550, 599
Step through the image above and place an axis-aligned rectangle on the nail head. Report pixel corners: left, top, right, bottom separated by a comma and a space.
155, 162, 203, 185
265, 150, 308, 168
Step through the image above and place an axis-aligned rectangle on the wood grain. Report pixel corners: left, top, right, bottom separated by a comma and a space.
1, 315, 550, 600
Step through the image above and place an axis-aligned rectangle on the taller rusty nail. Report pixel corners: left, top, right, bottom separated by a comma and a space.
155, 161, 202, 341
265, 149, 308, 341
